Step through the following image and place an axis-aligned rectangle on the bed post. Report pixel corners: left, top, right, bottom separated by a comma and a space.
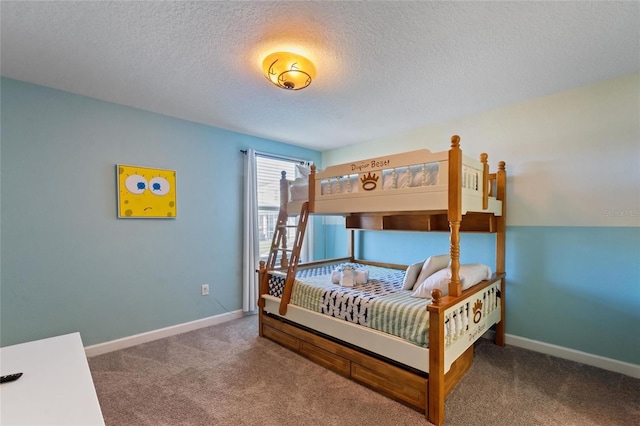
481, 153, 489, 210
257, 260, 267, 335
280, 170, 289, 207
308, 164, 316, 212
348, 229, 355, 262
427, 289, 446, 426
495, 161, 507, 346
448, 135, 463, 297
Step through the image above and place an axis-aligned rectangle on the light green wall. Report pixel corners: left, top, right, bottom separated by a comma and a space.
323, 73, 640, 227
0, 78, 321, 347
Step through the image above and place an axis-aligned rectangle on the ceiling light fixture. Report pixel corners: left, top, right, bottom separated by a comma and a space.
262, 52, 316, 90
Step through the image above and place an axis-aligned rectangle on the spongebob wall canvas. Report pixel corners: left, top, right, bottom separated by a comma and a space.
117, 165, 177, 218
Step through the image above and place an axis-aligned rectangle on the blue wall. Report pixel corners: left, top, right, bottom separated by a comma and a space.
344, 227, 639, 365
0, 78, 321, 347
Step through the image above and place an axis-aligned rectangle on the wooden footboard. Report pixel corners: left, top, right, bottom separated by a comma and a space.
427, 274, 505, 424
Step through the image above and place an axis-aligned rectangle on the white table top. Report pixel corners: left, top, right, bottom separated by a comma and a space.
0, 332, 104, 425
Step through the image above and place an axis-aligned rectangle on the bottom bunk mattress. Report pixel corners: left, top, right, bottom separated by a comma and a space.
267, 263, 430, 347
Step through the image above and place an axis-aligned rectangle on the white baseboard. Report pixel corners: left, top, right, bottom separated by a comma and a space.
484, 331, 640, 379
85, 314, 639, 379
84, 310, 249, 357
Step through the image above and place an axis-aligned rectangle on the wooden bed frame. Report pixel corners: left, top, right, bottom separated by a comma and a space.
257, 135, 506, 425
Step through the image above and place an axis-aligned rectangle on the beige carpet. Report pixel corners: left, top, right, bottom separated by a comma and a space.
89, 315, 640, 426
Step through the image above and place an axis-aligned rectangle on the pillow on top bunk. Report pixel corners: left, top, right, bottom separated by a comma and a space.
296, 164, 311, 177
401, 261, 424, 290
289, 164, 311, 201
411, 263, 493, 298
381, 163, 439, 190
289, 183, 308, 201
412, 254, 451, 291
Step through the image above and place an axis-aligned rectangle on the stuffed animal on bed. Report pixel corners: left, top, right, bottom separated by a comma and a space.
331, 263, 369, 287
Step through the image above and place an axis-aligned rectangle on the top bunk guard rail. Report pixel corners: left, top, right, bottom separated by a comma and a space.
307, 135, 503, 218
276, 135, 507, 301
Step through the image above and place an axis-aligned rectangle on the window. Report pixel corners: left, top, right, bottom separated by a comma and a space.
256, 155, 311, 263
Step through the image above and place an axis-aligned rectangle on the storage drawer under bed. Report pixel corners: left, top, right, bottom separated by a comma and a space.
261, 313, 427, 411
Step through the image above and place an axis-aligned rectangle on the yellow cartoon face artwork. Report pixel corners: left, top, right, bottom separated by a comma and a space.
117, 165, 177, 218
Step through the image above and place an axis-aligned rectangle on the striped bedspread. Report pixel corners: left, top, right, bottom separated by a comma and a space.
267, 263, 429, 347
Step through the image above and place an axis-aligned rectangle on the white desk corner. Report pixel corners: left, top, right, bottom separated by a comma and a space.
0, 332, 105, 426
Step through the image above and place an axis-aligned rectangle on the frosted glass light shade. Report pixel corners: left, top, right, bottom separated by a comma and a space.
262, 52, 316, 90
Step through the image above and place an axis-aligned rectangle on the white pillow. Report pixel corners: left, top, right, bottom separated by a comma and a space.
411, 263, 493, 298
413, 254, 450, 290
402, 261, 424, 290
296, 164, 310, 177
289, 180, 308, 201
382, 168, 409, 190
396, 168, 410, 188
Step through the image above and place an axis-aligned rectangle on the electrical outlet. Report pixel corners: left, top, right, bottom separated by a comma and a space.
201, 284, 209, 296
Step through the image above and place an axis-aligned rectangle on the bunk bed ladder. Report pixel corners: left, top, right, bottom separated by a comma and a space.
266, 208, 295, 270
278, 202, 309, 315
266, 203, 310, 270
259, 202, 309, 312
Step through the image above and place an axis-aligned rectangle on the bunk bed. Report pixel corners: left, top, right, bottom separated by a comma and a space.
257, 135, 506, 425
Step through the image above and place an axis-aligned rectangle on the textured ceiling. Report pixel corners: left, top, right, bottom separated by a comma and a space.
1, 1, 638, 151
